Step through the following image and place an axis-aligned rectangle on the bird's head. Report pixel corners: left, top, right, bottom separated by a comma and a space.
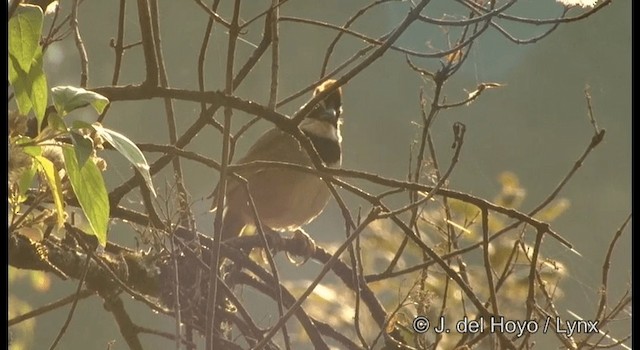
307, 79, 342, 127
300, 79, 343, 143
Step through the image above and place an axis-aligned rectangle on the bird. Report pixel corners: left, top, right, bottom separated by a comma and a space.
211, 79, 343, 241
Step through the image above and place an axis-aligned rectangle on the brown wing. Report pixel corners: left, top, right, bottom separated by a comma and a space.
210, 127, 310, 210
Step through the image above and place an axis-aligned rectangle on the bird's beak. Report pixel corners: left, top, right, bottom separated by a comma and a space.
312, 103, 339, 125
318, 107, 337, 120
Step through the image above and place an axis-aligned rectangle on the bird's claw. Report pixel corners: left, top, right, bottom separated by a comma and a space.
285, 229, 317, 266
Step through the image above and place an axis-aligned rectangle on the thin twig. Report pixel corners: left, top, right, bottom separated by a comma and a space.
192, 0, 231, 29
240, 177, 292, 350
252, 208, 381, 350
481, 208, 500, 329
206, 1, 240, 348
109, 0, 127, 87
291, 0, 434, 125
268, 1, 279, 109
70, 0, 88, 87
9, 289, 94, 327
596, 213, 632, 320
48, 254, 91, 349
321, 0, 398, 78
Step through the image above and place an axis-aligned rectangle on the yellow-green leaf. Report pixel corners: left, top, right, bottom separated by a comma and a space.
62, 147, 109, 246
33, 155, 64, 228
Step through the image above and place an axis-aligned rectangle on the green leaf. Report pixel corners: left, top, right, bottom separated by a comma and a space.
69, 131, 94, 167
22, 144, 42, 157
62, 146, 110, 246
8, 4, 45, 121
36, 112, 67, 143
18, 163, 37, 197
48, 113, 67, 133
51, 86, 110, 116
29, 51, 48, 127
9, 4, 43, 73
93, 124, 156, 197
33, 155, 65, 228
9, 48, 47, 128
9, 55, 33, 116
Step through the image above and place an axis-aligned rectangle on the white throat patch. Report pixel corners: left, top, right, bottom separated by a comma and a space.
299, 117, 342, 143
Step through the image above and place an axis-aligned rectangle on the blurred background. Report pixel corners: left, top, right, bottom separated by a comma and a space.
10, 0, 630, 348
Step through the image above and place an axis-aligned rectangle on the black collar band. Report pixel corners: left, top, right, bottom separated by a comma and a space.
303, 132, 341, 165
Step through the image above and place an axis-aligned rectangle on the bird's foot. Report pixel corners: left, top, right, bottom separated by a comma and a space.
285, 228, 317, 265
